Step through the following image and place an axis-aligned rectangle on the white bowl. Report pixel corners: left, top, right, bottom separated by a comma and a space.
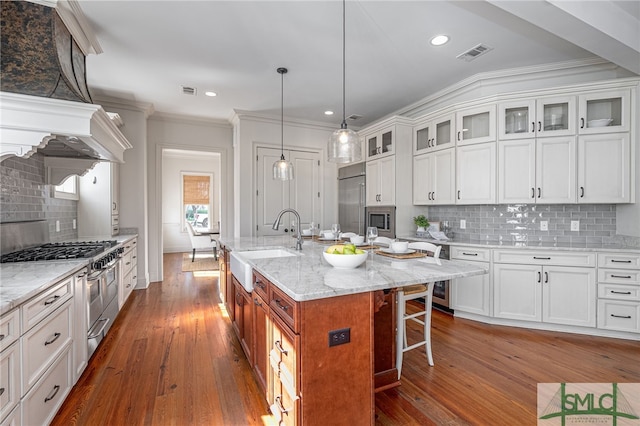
322, 251, 367, 269
301, 229, 312, 236
350, 235, 365, 245
587, 118, 613, 128
390, 241, 409, 253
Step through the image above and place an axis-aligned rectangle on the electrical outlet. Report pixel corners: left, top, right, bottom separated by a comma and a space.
55, 220, 60, 232
540, 221, 548, 231
328, 328, 350, 347
460, 219, 466, 229
571, 220, 580, 231
73, 219, 76, 229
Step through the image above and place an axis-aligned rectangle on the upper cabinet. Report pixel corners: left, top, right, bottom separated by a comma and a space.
498, 95, 576, 140
366, 155, 395, 206
414, 112, 455, 154
455, 104, 496, 146
578, 89, 631, 134
366, 127, 394, 160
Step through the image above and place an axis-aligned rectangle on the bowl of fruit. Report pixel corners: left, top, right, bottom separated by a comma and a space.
323, 244, 368, 269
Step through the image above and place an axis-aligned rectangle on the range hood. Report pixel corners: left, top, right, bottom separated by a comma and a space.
0, 1, 132, 185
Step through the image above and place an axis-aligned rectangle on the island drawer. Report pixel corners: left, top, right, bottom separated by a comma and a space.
253, 271, 270, 302
0, 308, 20, 352
270, 285, 299, 333
598, 253, 640, 270
450, 246, 491, 262
493, 250, 595, 267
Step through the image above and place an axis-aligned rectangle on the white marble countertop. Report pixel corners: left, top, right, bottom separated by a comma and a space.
397, 235, 640, 253
0, 234, 137, 316
219, 236, 488, 302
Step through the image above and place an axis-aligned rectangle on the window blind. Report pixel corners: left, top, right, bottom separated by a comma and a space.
183, 175, 210, 205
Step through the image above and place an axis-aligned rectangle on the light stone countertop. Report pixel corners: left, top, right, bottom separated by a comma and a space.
0, 234, 138, 316
219, 236, 488, 302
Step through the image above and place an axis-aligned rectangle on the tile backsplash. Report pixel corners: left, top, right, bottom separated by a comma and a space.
426, 204, 619, 245
0, 154, 78, 242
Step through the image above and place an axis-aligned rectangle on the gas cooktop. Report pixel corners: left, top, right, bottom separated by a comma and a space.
0, 240, 118, 263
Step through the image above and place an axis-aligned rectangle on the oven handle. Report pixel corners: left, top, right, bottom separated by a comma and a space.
88, 318, 110, 339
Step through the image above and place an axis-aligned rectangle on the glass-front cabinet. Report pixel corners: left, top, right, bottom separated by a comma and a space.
456, 104, 496, 145
414, 112, 455, 154
498, 96, 576, 140
578, 89, 630, 134
366, 128, 394, 159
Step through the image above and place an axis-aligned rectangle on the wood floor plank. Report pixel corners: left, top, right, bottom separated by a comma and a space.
52, 253, 640, 426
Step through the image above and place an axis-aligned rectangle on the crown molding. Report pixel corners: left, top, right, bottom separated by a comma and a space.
230, 109, 342, 132
149, 111, 232, 129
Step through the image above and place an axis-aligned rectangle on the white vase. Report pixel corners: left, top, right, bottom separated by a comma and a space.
417, 226, 426, 233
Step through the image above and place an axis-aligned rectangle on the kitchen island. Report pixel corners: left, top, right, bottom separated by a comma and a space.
218, 236, 487, 426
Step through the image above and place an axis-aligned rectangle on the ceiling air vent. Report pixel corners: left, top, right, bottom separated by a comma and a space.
456, 44, 493, 62
181, 86, 197, 96
347, 114, 362, 121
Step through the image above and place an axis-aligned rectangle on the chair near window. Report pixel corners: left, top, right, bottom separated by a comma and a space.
186, 222, 216, 262
396, 242, 442, 378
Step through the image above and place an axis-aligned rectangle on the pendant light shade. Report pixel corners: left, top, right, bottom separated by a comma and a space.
327, 0, 361, 164
273, 67, 294, 180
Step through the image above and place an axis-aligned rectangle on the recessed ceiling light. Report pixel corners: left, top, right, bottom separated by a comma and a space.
205, 91, 217, 97
430, 35, 449, 46
324, 110, 334, 116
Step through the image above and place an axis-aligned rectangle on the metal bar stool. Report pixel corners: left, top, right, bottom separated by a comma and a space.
395, 242, 441, 378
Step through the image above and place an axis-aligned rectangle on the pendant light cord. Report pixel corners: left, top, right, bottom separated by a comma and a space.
277, 67, 287, 160
341, 0, 347, 129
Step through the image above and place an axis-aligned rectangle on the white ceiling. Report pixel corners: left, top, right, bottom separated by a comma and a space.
78, 0, 640, 128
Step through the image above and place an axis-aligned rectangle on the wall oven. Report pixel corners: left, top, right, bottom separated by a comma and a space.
366, 205, 396, 239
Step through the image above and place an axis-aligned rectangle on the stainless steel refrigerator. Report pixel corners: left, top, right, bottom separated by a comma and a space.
338, 163, 366, 235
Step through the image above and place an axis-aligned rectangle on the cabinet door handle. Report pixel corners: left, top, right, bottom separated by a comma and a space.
531, 188, 535, 199
537, 271, 541, 283
580, 186, 585, 198
44, 385, 60, 403
0, 388, 4, 397
0, 334, 4, 341
538, 121, 542, 132
274, 340, 288, 355
580, 117, 585, 129
611, 275, 632, 279
274, 299, 289, 311
432, 191, 435, 201
611, 290, 632, 295
611, 314, 632, 319
77, 272, 87, 278
255, 280, 265, 290
531, 122, 535, 133
462, 252, 478, 256
44, 295, 61, 306
537, 187, 541, 198
457, 190, 461, 200
544, 272, 549, 283
611, 260, 632, 264
457, 131, 461, 141
533, 256, 551, 260
236, 293, 242, 306
275, 396, 290, 414
253, 297, 262, 307
44, 332, 61, 346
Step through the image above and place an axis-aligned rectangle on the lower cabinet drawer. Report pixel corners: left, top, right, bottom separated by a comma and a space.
597, 300, 640, 333
0, 309, 20, 353
598, 283, 640, 301
22, 301, 73, 395
598, 269, 640, 285
22, 345, 72, 426
0, 404, 21, 426
0, 342, 20, 422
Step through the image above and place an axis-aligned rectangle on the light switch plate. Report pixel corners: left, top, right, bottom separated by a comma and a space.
571, 220, 580, 231
72, 219, 76, 229
460, 219, 466, 229
540, 221, 548, 231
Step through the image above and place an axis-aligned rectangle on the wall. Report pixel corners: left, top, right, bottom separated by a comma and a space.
0, 154, 77, 242
232, 112, 338, 237
147, 114, 233, 282
162, 150, 221, 253
420, 204, 619, 245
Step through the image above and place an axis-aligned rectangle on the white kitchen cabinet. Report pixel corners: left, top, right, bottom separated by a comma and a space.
119, 237, 138, 308
597, 252, 640, 334
413, 148, 455, 205
414, 112, 455, 154
72, 268, 88, 382
78, 161, 120, 237
455, 104, 496, 146
578, 89, 631, 134
451, 247, 492, 316
365, 127, 394, 160
577, 133, 630, 203
493, 251, 596, 327
456, 142, 496, 204
498, 136, 576, 204
498, 95, 576, 140
0, 342, 19, 423
366, 156, 395, 206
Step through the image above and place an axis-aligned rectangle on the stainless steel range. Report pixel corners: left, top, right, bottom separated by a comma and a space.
0, 221, 124, 359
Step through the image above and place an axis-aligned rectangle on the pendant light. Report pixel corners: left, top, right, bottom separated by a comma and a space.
273, 67, 294, 180
327, 0, 361, 164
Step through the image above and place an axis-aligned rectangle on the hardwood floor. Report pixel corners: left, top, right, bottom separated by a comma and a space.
52, 253, 640, 425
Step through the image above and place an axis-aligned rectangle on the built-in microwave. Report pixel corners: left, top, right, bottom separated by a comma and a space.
366, 205, 396, 239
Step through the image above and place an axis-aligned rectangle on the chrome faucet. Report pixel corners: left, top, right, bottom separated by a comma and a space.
272, 208, 303, 251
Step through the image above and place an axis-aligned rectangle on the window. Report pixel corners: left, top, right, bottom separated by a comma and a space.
182, 173, 213, 231
54, 175, 79, 200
